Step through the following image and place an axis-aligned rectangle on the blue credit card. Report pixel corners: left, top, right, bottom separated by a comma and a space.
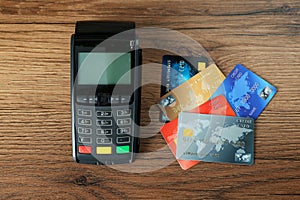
176, 112, 254, 165
211, 64, 277, 120
160, 55, 209, 122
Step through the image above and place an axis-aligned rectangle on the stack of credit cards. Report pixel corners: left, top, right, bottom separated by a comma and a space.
159, 57, 277, 170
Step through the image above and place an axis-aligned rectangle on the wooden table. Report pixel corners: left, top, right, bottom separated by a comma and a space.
0, 0, 299, 199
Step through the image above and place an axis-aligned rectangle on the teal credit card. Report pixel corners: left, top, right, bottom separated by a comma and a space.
176, 112, 254, 165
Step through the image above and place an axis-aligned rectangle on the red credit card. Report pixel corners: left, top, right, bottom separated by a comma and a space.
160, 95, 236, 170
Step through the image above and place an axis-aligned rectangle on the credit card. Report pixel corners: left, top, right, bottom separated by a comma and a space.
211, 64, 277, 119
176, 112, 254, 165
159, 64, 225, 121
160, 55, 209, 122
160, 95, 236, 170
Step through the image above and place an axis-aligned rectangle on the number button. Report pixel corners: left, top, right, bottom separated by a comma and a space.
78, 136, 92, 144
77, 109, 92, 117
117, 136, 130, 144
78, 118, 92, 126
97, 120, 112, 126
117, 127, 131, 135
78, 127, 92, 134
97, 129, 112, 135
117, 118, 131, 126
96, 137, 112, 144
97, 111, 112, 117
117, 109, 131, 116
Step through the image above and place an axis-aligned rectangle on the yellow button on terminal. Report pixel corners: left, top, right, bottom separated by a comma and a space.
96, 146, 112, 154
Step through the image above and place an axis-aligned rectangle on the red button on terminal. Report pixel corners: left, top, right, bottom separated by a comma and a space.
78, 146, 92, 154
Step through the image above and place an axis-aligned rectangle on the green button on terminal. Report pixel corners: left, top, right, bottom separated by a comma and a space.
116, 145, 130, 154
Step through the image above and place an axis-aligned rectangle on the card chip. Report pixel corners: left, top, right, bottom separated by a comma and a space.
183, 128, 194, 137
197, 62, 206, 71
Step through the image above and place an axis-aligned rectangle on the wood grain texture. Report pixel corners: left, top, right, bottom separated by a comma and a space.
0, 0, 299, 199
